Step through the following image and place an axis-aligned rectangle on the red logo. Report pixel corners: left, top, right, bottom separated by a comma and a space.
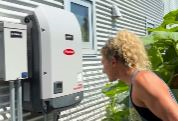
63, 49, 75, 55
73, 84, 83, 90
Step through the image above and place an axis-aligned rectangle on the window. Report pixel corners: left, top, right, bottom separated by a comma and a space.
65, 0, 96, 55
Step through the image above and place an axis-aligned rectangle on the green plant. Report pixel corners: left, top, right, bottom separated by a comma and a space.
141, 9, 178, 87
102, 81, 129, 121
141, 31, 178, 85
148, 9, 178, 32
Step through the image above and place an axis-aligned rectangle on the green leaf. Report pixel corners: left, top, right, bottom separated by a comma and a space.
176, 43, 178, 55
151, 31, 178, 41
115, 91, 129, 105
102, 108, 129, 121
163, 45, 178, 62
102, 81, 129, 121
148, 9, 178, 32
140, 35, 155, 46
102, 81, 129, 97
146, 45, 163, 69
164, 9, 178, 20
143, 31, 178, 83
154, 64, 176, 83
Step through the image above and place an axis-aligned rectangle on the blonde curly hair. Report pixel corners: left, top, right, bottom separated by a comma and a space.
101, 30, 151, 70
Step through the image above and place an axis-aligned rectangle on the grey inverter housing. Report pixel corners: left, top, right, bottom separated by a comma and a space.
22, 5, 83, 112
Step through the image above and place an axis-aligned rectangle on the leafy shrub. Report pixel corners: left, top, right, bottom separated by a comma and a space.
102, 81, 129, 121
141, 31, 178, 85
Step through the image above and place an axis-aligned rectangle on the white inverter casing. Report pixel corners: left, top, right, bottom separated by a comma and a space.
0, 22, 28, 81
23, 5, 83, 112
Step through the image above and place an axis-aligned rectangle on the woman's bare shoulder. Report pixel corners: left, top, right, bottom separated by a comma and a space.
133, 71, 155, 86
134, 71, 161, 85
133, 71, 164, 107
133, 71, 167, 97
133, 71, 178, 121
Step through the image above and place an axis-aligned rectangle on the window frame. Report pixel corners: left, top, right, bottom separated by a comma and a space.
64, 0, 97, 55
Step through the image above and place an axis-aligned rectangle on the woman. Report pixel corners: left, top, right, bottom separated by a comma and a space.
101, 30, 178, 121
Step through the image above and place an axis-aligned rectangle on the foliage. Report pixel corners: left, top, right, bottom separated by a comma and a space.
102, 81, 130, 121
142, 9, 178, 87
148, 9, 178, 32
102, 81, 129, 98
141, 32, 178, 86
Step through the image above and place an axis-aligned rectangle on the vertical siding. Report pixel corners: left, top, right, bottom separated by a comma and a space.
0, 0, 163, 121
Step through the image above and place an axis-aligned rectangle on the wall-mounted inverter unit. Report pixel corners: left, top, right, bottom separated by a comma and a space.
23, 5, 83, 112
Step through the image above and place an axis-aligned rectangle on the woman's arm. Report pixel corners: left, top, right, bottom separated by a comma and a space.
134, 71, 178, 121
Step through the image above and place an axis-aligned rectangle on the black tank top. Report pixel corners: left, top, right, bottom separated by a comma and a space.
130, 85, 162, 121
130, 70, 162, 121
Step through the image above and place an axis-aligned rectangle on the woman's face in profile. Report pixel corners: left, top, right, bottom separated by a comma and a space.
101, 55, 119, 82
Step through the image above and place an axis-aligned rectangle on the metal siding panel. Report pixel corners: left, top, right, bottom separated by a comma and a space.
0, 0, 164, 121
